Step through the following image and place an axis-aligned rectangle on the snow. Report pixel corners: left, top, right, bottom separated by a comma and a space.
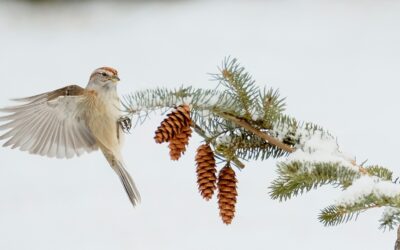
287, 130, 356, 169
337, 176, 400, 205
216, 134, 232, 145
273, 121, 357, 170
382, 207, 400, 222
215, 128, 244, 145
272, 122, 290, 141
1, 1, 400, 250
251, 112, 262, 121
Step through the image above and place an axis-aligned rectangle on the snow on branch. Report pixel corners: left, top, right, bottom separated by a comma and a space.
338, 176, 400, 206
271, 124, 398, 230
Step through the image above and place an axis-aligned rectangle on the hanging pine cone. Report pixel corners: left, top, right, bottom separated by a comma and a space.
195, 144, 217, 201
217, 163, 238, 225
169, 126, 192, 160
154, 104, 191, 143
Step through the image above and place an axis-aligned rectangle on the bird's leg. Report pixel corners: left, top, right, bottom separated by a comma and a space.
118, 116, 132, 134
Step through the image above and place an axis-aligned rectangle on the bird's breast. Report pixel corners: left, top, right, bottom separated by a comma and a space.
83, 91, 122, 152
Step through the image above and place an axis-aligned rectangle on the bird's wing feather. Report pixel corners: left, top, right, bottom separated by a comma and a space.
0, 85, 98, 158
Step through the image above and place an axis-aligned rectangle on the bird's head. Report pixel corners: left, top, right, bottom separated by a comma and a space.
88, 67, 120, 90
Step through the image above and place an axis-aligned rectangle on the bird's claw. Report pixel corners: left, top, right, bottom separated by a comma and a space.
118, 116, 132, 134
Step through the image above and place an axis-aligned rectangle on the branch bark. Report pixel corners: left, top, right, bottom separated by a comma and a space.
220, 112, 295, 153
395, 225, 400, 250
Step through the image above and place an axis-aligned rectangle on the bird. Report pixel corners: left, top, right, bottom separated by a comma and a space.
0, 67, 141, 207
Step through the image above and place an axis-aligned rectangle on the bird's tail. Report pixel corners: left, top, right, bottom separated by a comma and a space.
101, 148, 141, 207
113, 160, 141, 207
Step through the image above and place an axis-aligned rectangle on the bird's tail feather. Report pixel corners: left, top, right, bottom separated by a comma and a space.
100, 146, 141, 207
113, 160, 141, 207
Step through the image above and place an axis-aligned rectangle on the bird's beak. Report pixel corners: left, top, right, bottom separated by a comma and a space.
112, 75, 120, 83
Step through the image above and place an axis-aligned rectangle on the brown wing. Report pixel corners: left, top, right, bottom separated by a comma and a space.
0, 85, 98, 158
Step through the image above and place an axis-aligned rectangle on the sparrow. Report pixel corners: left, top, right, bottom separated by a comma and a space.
0, 67, 141, 207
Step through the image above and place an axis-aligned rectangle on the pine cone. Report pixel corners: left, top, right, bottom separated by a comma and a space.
195, 144, 217, 201
169, 126, 192, 160
154, 104, 191, 143
217, 164, 238, 225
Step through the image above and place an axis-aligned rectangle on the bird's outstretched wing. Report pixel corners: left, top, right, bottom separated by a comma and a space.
0, 85, 98, 159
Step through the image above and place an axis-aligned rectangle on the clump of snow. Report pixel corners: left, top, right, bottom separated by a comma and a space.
273, 122, 290, 142
251, 112, 262, 121
215, 129, 243, 145
337, 176, 400, 205
381, 207, 400, 221
181, 96, 193, 105
216, 135, 232, 145
287, 130, 355, 169
272, 120, 363, 172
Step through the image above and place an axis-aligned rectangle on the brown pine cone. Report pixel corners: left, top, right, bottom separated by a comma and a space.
195, 144, 217, 201
217, 164, 238, 225
154, 104, 191, 143
169, 126, 192, 160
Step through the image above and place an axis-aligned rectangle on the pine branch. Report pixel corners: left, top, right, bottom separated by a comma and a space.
365, 165, 393, 181
260, 88, 286, 127
380, 208, 400, 231
214, 57, 261, 120
270, 161, 360, 201
228, 132, 287, 161
217, 112, 295, 153
320, 193, 400, 227
122, 57, 400, 233
123, 78, 294, 165
319, 205, 365, 227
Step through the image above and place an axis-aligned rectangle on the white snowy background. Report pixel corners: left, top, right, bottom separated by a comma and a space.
0, 0, 400, 249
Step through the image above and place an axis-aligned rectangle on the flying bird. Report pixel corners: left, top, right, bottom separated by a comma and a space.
0, 67, 140, 207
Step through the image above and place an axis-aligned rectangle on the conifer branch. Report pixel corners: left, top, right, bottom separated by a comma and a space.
215, 57, 261, 120
270, 161, 360, 201
217, 112, 294, 153
380, 208, 400, 231
320, 193, 400, 227
122, 57, 400, 235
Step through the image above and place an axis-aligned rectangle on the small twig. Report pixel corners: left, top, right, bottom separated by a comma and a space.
219, 112, 295, 153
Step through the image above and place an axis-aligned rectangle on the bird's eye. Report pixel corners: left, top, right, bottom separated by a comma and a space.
101, 72, 107, 77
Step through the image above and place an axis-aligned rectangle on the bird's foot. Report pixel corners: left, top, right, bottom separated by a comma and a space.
118, 116, 132, 133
